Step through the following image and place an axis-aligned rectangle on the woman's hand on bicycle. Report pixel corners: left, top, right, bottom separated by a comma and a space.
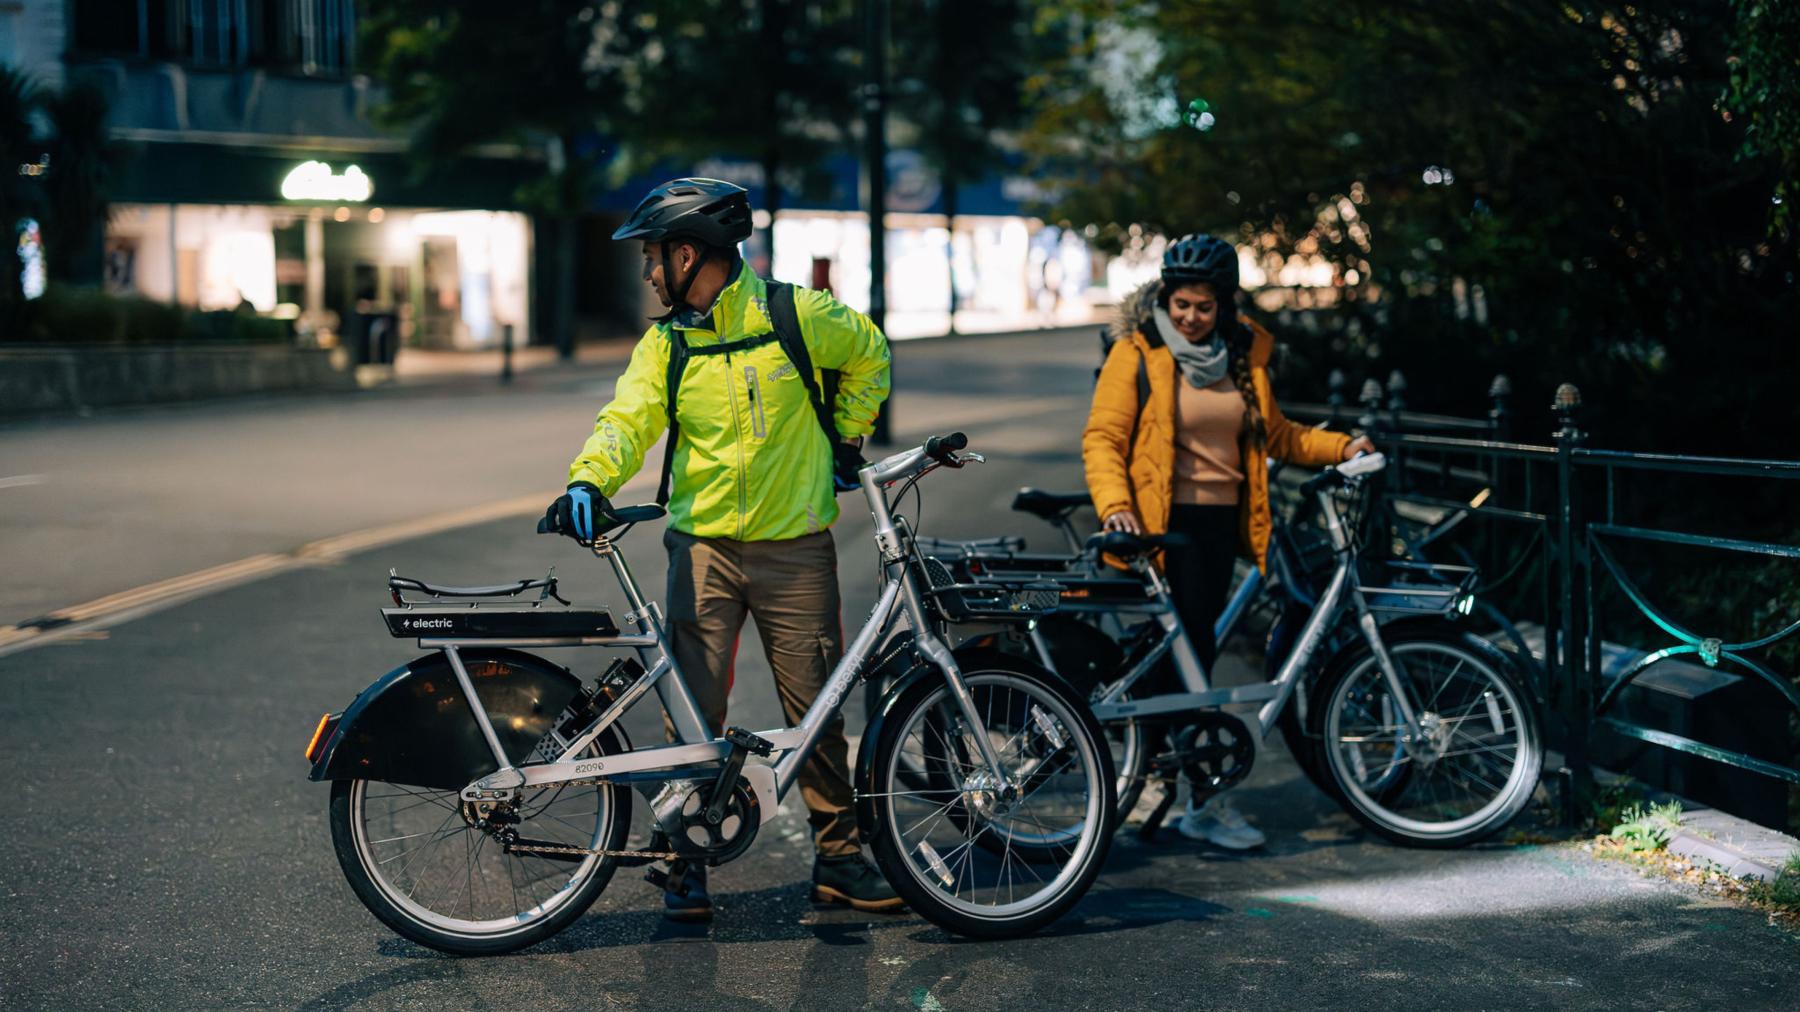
1101, 508, 1145, 536
1341, 435, 1376, 460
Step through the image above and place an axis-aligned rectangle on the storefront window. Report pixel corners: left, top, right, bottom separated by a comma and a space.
106, 203, 531, 351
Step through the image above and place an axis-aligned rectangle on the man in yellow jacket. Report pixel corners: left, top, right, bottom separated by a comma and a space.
544, 178, 898, 921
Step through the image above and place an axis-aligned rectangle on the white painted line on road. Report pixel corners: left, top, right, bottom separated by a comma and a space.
0, 467, 665, 660
0, 474, 47, 490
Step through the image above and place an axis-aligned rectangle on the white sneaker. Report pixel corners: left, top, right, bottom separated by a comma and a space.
1176, 796, 1266, 850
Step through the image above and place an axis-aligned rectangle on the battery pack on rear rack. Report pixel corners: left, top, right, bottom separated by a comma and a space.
382, 568, 619, 640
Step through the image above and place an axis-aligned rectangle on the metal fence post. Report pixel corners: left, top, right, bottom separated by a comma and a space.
1487, 374, 1512, 441
1552, 381, 1590, 824
1357, 377, 1382, 435
1326, 368, 1347, 428
501, 324, 514, 384
1385, 370, 1407, 492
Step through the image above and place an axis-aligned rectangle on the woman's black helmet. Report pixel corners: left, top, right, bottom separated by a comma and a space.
612, 177, 754, 248
1161, 233, 1238, 292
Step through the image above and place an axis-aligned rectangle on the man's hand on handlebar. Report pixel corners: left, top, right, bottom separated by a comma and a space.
1342, 435, 1376, 460
540, 481, 612, 541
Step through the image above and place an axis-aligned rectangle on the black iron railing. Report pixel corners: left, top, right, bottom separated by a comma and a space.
1285, 373, 1800, 824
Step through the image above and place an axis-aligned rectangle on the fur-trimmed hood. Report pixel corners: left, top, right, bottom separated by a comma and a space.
1109, 280, 1165, 348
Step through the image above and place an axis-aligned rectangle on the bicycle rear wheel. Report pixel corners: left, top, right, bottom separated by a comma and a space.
1317, 632, 1540, 848
329, 741, 631, 955
866, 663, 1115, 939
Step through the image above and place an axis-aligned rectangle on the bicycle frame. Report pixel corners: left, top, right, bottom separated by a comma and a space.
1087, 462, 1426, 746
436, 441, 1013, 827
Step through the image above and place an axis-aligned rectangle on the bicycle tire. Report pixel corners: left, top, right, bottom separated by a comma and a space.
1313, 629, 1541, 848
329, 730, 632, 955
865, 661, 1115, 939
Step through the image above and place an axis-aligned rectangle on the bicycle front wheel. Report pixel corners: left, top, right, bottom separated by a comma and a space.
1318, 632, 1541, 848
865, 664, 1115, 939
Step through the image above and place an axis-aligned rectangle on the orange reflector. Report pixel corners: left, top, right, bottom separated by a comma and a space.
306, 712, 334, 763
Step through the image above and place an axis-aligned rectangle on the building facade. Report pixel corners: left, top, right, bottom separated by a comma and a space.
9, 0, 541, 351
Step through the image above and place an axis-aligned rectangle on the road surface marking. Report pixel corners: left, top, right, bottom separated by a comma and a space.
0, 486, 630, 659
0, 474, 47, 490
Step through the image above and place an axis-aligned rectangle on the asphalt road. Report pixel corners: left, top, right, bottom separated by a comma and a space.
1, 330, 1795, 1009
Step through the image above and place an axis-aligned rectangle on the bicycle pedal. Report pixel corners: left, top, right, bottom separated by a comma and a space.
1139, 787, 1176, 840
644, 867, 669, 890
724, 726, 774, 757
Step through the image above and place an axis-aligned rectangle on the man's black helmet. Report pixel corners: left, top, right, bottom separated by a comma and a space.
1161, 233, 1238, 291
612, 177, 753, 248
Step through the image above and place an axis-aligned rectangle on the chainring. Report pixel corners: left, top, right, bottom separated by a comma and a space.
670, 780, 762, 866
1157, 711, 1256, 793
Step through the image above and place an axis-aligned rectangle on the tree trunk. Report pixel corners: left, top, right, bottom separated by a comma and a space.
554, 214, 577, 361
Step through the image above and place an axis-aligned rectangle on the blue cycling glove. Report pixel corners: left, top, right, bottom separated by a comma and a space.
543, 482, 610, 541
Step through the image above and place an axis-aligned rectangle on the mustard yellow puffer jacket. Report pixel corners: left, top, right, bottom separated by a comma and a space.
1082, 318, 1349, 571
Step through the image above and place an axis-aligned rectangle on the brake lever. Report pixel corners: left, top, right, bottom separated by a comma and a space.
956, 452, 987, 465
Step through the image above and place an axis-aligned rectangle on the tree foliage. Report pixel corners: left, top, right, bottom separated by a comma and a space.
1022, 0, 1798, 455
603, 0, 862, 255
358, 1, 643, 212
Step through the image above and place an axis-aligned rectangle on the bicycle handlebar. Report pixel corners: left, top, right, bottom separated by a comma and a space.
1299, 451, 1388, 497
924, 431, 969, 467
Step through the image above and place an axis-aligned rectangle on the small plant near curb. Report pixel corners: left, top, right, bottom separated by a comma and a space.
1744, 852, 1800, 913
1608, 801, 1684, 852
1583, 778, 1648, 835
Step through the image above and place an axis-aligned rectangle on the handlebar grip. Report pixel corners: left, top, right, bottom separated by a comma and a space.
924, 431, 969, 466
1299, 470, 1341, 497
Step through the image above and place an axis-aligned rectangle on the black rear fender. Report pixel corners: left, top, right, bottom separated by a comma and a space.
308, 648, 586, 790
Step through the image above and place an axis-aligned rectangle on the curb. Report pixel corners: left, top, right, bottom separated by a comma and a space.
1667, 807, 1800, 883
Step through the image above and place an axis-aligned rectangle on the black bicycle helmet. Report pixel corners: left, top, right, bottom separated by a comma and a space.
612, 177, 754, 247
615, 178, 753, 316
1161, 233, 1238, 291
1158, 233, 1243, 344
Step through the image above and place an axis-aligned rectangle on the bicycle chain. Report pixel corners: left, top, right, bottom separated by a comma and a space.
487, 778, 680, 861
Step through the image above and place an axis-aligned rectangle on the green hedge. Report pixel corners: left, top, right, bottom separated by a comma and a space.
4, 285, 292, 345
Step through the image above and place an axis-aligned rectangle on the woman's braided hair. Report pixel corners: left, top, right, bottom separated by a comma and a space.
1227, 322, 1267, 452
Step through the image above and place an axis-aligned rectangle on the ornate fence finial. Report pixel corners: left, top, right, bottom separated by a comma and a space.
1554, 382, 1583, 443
1358, 377, 1384, 433
1489, 373, 1512, 438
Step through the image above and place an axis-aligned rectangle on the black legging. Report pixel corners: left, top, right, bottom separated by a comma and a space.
1163, 503, 1240, 674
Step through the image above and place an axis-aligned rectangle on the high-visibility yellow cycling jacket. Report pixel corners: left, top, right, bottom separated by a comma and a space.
568, 261, 890, 541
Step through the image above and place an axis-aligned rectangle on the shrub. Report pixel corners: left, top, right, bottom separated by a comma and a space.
5, 285, 290, 345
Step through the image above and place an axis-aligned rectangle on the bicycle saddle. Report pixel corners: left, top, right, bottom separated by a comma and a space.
1012, 488, 1091, 519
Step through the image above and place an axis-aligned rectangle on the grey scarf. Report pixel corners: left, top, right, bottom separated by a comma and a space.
1155, 307, 1231, 388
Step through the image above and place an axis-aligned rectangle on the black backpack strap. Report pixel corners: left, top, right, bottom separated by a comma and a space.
766, 281, 840, 447
656, 327, 690, 506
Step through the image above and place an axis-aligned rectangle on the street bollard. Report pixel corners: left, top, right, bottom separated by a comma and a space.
501, 324, 514, 385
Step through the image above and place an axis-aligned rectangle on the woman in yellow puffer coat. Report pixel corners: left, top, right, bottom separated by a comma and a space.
1082, 233, 1370, 848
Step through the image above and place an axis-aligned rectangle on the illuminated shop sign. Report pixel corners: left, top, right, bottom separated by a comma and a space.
281, 161, 373, 202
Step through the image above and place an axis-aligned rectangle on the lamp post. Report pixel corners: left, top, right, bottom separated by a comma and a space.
864, 0, 892, 445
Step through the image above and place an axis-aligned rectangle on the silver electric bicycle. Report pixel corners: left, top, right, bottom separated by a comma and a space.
900, 453, 1542, 849
305, 433, 1116, 955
